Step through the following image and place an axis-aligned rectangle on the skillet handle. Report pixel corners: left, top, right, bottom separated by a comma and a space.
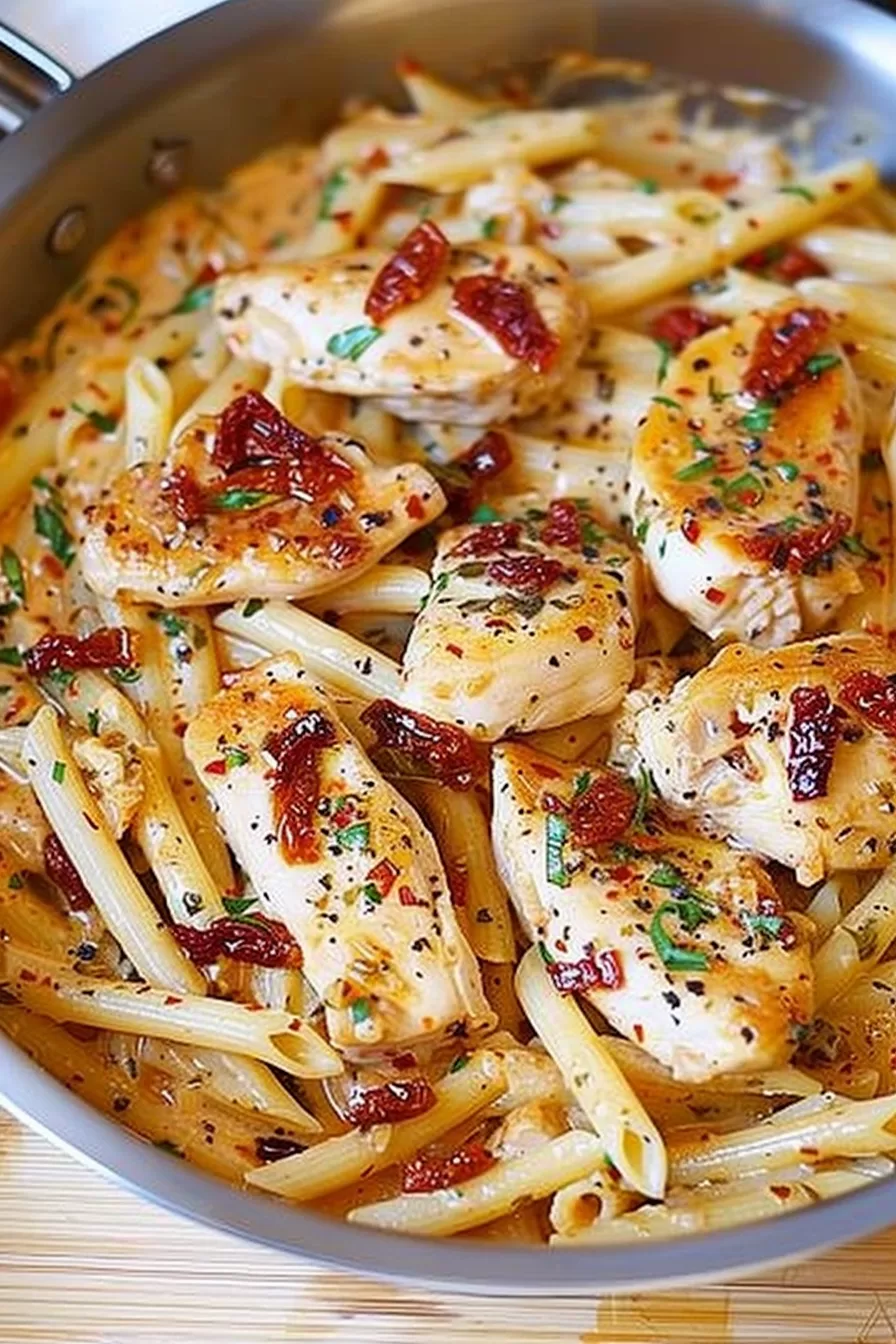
0, 19, 71, 132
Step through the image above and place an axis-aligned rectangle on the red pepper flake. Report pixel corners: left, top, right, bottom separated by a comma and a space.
648, 306, 722, 353
705, 586, 726, 605
402, 1140, 495, 1192
48, 407, 65, 420
681, 513, 701, 544
346, 1077, 436, 1128
574, 625, 595, 643
569, 773, 637, 849
840, 669, 896, 738
741, 512, 851, 574
445, 642, 464, 658
24, 626, 137, 679
395, 54, 423, 75
486, 554, 571, 595
406, 494, 426, 521
161, 465, 205, 526
755, 891, 799, 951
699, 171, 740, 193
360, 698, 485, 790
633, 1022, 644, 1043
452, 273, 560, 373
173, 916, 302, 969
43, 833, 92, 911
743, 306, 831, 400
362, 145, 390, 173
367, 857, 399, 897
399, 885, 427, 907
264, 709, 338, 862
213, 390, 355, 500
787, 685, 844, 802
364, 220, 450, 325
540, 498, 582, 550
450, 521, 521, 559
545, 945, 624, 994
331, 210, 354, 229
203, 759, 227, 776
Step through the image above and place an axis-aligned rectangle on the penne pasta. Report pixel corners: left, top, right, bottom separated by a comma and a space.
246, 1049, 505, 1198
0, 941, 341, 1079
214, 600, 403, 700
349, 1129, 606, 1236
124, 354, 173, 467
23, 706, 204, 995
515, 947, 667, 1198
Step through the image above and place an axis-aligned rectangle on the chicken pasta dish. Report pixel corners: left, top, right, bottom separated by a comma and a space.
3, 56, 896, 1247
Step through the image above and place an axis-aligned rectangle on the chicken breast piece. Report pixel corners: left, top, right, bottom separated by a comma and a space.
401, 499, 639, 739
184, 653, 493, 1059
492, 743, 813, 1082
81, 392, 444, 607
625, 633, 896, 885
214, 242, 588, 424
631, 301, 864, 647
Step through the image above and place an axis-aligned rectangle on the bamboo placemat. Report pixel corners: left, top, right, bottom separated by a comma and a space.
1, 1109, 895, 1343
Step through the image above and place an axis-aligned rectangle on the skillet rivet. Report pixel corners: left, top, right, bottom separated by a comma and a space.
146, 139, 190, 190
46, 206, 88, 257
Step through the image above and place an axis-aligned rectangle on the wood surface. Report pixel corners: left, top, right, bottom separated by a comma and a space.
1, 1108, 895, 1343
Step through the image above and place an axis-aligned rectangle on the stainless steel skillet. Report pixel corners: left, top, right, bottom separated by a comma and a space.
0, 0, 896, 1295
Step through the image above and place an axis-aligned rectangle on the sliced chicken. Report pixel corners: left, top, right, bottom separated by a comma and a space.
401, 499, 640, 740
184, 652, 493, 1059
625, 633, 896, 885
214, 242, 588, 425
631, 301, 864, 647
81, 391, 444, 607
492, 742, 814, 1082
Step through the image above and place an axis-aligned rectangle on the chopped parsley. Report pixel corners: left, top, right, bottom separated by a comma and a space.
739, 400, 775, 434
350, 997, 371, 1025
335, 821, 370, 851
87, 709, 100, 736
650, 903, 710, 971
805, 352, 842, 377
222, 895, 258, 919
651, 395, 682, 411
172, 282, 214, 314
778, 184, 816, 204
545, 813, 570, 888
549, 193, 570, 214
71, 401, 118, 435
0, 646, 22, 666
242, 598, 266, 618
326, 324, 383, 361
1, 546, 25, 604
675, 456, 716, 482
481, 216, 500, 239
469, 503, 501, 523
655, 339, 674, 385
207, 487, 280, 511
51, 760, 66, 784
33, 490, 76, 568
223, 746, 250, 771
636, 177, 659, 194
318, 167, 348, 219
775, 461, 800, 483
152, 612, 188, 639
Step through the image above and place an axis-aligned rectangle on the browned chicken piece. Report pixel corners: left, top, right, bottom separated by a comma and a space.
81, 390, 444, 607
624, 633, 896, 885
184, 652, 493, 1059
492, 742, 814, 1083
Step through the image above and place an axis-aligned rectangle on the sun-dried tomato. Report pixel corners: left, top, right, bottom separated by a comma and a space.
744, 306, 831, 399
364, 220, 450, 324
264, 709, 338, 862
452, 274, 560, 373
161, 465, 205, 526
254, 1135, 307, 1163
486, 554, 571, 595
787, 684, 844, 802
568, 773, 637, 848
840, 669, 896, 738
545, 946, 624, 994
401, 1140, 495, 1193
742, 244, 827, 285
213, 391, 355, 499
449, 521, 521, 559
25, 626, 136, 678
43, 833, 92, 911
740, 512, 851, 574
173, 916, 302, 969
360, 699, 485, 790
345, 1077, 436, 1127
699, 171, 741, 193
540, 499, 582, 550
456, 430, 513, 483
648, 306, 722, 353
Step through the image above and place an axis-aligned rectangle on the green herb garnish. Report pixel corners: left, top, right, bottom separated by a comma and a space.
326, 324, 383, 361
172, 283, 214, 314
636, 178, 659, 194
805, 352, 842, 377
242, 598, 266, 619
481, 216, 500, 239
675, 456, 716, 482
72, 401, 118, 434
651, 395, 682, 411
1, 546, 24, 604
319, 167, 348, 219
650, 903, 710, 971
655, 339, 674, 385
739, 400, 775, 434
775, 461, 800, 483
335, 821, 370, 851
549, 193, 570, 214
778, 184, 817, 204
51, 760, 66, 784
33, 497, 75, 568
545, 812, 570, 888
350, 997, 371, 1025
0, 646, 22, 666
207, 487, 280, 512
